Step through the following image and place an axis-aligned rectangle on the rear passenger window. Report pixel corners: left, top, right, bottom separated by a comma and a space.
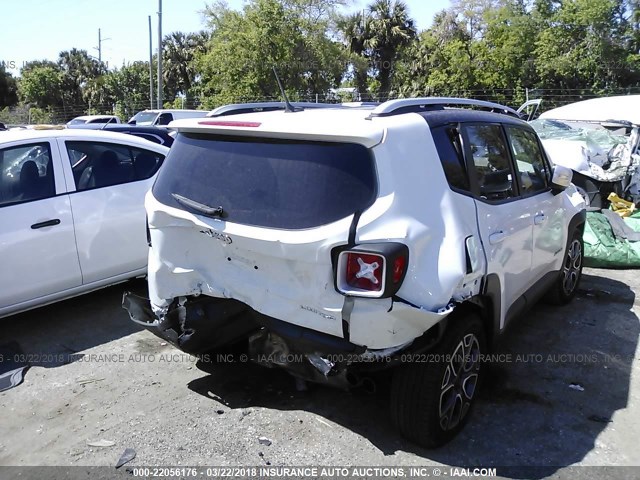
0, 143, 55, 207
505, 127, 550, 196
156, 113, 173, 125
65, 142, 164, 191
431, 125, 469, 191
466, 124, 516, 201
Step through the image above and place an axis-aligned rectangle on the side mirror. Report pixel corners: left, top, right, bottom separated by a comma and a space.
551, 165, 573, 192
128, 120, 137, 125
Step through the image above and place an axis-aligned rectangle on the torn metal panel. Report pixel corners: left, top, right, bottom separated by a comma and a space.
359, 341, 413, 362
452, 235, 486, 302
123, 291, 258, 354
531, 119, 640, 184
347, 297, 454, 349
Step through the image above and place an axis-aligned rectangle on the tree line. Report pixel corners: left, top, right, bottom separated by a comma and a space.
1, 0, 639, 124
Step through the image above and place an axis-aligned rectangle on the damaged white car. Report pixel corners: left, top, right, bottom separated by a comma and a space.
531, 95, 640, 208
124, 98, 586, 447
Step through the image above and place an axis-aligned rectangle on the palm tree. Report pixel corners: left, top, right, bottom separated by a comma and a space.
337, 12, 371, 99
162, 31, 210, 104
58, 49, 105, 114
339, 1, 416, 101
366, 0, 416, 100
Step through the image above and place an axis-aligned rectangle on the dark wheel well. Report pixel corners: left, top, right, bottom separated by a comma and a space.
452, 299, 496, 351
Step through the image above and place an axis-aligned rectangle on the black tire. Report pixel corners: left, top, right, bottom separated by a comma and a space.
547, 230, 583, 305
390, 313, 486, 448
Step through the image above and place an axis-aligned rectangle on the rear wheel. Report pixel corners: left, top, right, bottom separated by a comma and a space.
390, 313, 486, 448
547, 231, 583, 305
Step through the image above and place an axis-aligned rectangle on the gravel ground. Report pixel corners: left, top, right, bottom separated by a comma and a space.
0, 268, 639, 479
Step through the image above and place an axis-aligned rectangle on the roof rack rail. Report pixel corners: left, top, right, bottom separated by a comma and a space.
207, 101, 375, 117
366, 97, 520, 119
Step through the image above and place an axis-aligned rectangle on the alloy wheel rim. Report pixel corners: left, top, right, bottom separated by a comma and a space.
438, 333, 481, 431
561, 239, 582, 296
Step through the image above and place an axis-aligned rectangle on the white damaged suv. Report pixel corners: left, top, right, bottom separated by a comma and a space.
124, 98, 586, 447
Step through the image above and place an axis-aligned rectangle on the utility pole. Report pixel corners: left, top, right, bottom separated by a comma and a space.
94, 28, 111, 66
157, 0, 163, 109
148, 16, 154, 110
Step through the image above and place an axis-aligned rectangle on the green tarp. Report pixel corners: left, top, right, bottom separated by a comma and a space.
583, 210, 640, 268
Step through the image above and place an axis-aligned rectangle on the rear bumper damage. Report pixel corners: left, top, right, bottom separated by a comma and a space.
123, 292, 258, 354
122, 292, 447, 388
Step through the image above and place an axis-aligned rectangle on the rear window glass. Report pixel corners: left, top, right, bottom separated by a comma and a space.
152, 133, 377, 229
431, 125, 469, 191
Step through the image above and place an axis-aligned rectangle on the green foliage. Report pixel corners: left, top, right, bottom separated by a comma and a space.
394, 0, 640, 104
57, 48, 105, 109
18, 52, 105, 122
392, 11, 476, 97
19, 65, 63, 108
0, 65, 18, 108
108, 62, 154, 119
6, 0, 640, 123
163, 31, 210, 103
534, 0, 635, 90
338, 0, 416, 100
164, 97, 186, 109
196, 0, 347, 107
27, 107, 54, 124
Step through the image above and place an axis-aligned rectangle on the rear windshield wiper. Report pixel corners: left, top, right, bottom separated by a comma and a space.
171, 193, 227, 218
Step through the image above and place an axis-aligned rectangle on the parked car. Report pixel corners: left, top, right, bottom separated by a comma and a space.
66, 114, 121, 126
532, 95, 640, 208
128, 109, 209, 126
64, 123, 175, 147
124, 98, 586, 448
0, 129, 169, 318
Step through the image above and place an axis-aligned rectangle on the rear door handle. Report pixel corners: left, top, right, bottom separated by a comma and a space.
534, 213, 546, 225
489, 231, 507, 244
31, 219, 61, 229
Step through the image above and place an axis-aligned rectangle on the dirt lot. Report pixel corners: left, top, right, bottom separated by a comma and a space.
1, 268, 639, 478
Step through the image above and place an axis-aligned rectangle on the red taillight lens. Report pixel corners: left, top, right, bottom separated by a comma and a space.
334, 244, 408, 298
345, 252, 384, 292
392, 255, 406, 284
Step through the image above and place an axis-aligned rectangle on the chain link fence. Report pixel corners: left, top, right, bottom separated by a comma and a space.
0, 98, 205, 126
4, 87, 640, 126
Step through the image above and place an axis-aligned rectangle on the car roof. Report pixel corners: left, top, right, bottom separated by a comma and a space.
135, 109, 207, 114
539, 95, 640, 125
168, 101, 525, 147
0, 127, 170, 153
66, 123, 169, 132
71, 115, 118, 121
420, 108, 532, 128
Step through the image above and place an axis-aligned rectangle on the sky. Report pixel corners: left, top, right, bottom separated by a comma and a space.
0, 0, 451, 76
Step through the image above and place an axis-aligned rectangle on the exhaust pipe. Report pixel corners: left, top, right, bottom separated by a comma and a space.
360, 377, 377, 394
346, 372, 377, 394
346, 372, 362, 388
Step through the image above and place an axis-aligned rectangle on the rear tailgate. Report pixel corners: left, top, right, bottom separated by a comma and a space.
147, 131, 379, 339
